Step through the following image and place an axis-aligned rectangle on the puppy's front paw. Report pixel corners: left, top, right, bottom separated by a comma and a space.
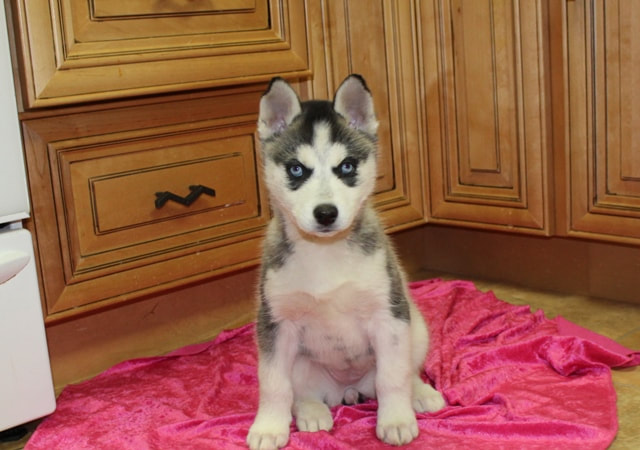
413, 381, 446, 413
376, 407, 418, 446
295, 400, 333, 432
247, 416, 290, 450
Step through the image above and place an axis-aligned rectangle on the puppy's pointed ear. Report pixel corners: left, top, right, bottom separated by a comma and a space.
258, 78, 302, 140
333, 74, 378, 135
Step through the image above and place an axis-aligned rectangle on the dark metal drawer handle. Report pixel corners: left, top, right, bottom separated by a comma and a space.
155, 185, 216, 209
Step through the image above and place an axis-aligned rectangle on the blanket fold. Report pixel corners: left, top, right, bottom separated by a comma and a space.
26, 279, 640, 449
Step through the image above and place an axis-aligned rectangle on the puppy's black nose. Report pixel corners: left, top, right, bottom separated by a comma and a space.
313, 204, 338, 226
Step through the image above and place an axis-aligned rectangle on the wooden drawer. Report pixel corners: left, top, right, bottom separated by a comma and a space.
61, 127, 261, 274
22, 88, 269, 321
8, 0, 309, 108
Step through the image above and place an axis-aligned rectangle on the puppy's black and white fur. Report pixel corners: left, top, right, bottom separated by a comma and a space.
247, 75, 445, 449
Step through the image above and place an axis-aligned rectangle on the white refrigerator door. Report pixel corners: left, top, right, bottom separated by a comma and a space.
0, 229, 56, 431
0, 2, 30, 223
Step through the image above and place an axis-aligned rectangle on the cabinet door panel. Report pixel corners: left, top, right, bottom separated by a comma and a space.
422, 0, 551, 233
566, 0, 640, 242
12, 0, 309, 107
305, 0, 426, 231
451, 0, 517, 191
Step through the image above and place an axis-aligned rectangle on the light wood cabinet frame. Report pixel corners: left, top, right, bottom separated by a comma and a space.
9, 0, 310, 108
22, 88, 270, 322
420, 0, 553, 235
304, 0, 427, 232
562, 0, 640, 243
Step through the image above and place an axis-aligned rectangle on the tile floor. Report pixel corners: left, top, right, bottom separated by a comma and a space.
2, 273, 638, 449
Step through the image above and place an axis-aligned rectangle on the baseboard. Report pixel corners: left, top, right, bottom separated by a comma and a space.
45, 268, 259, 394
392, 224, 640, 305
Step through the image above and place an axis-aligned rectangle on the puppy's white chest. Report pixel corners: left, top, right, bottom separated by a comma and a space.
266, 241, 388, 308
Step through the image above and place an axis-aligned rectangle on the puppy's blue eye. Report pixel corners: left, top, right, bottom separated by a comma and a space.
340, 162, 355, 175
333, 158, 359, 185
289, 165, 304, 178
285, 160, 312, 190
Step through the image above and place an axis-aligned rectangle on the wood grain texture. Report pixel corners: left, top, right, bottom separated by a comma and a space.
9, 0, 309, 107
11, 0, 640, 398
44, 267, 259, 392
564, 0, 640, 243
22, 87, 270, 321
16, 1, 430, 324
421, 0, 552, 234
303, 0, 426, 232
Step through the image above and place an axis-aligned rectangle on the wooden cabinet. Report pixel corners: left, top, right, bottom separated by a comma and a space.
12, 0, 640, 324
420, 0, 552, 234
12, 0, 426, 321
9, 0, 640, 390
9, 0, 309, 107
562, 0, 640, 243
304, 0, 426, 231
22, 88, 270, 321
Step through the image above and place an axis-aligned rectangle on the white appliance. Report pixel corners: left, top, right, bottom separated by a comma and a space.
0, 4, 56, 433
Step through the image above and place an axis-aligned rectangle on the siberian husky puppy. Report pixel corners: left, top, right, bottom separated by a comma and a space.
247, 75, 445, 449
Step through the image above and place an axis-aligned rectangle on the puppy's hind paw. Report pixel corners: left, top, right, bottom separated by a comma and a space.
413, 379, 446, 413
294, 400, 333, 432
247, 418, 290, 450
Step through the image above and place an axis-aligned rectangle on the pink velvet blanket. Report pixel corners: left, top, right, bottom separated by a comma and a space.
27, 280, 640, 449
